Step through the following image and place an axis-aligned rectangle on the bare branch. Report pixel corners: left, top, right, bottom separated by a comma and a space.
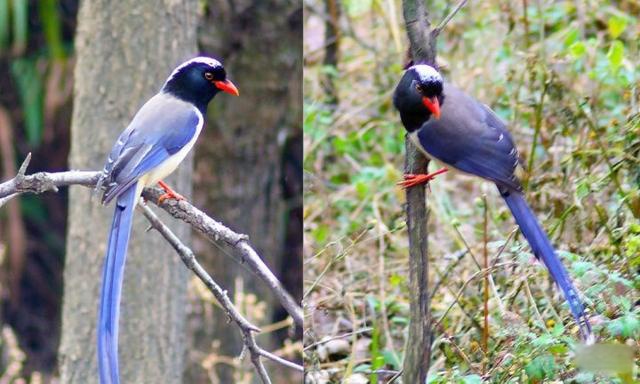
142, 188, 304, 327
0, 167, 303, 326
432, 0, 469, 37
0, 162, 99, 208
139, 205, 302, 382
139, 204, 259, 332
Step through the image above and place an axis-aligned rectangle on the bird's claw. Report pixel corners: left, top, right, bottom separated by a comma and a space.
157, 191, 185, 205
397, 168, 448, 189
397, 173, 436, 189
157, 180, 185, 204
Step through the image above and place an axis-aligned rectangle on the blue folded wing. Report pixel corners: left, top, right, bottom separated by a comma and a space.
416, 85, 522, 191
99, 93, 200, 204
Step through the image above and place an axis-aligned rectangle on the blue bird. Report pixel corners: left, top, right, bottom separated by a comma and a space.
393, 63, 592, 341
95, 57, 239, 383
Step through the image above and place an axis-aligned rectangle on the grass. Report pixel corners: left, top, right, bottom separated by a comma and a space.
303, 0, 639, 382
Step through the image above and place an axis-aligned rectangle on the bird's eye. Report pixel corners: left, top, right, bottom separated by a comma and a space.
204, 72, 214, 81
415, 84, 423, 93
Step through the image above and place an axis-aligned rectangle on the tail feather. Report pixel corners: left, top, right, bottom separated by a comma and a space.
98, 184, 137, 384
500, 187, 592, 340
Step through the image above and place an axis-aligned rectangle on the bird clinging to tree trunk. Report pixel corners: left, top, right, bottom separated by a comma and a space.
393, 63, 592, 342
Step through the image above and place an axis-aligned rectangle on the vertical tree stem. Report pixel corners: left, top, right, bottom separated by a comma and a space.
401, 1, 436, 382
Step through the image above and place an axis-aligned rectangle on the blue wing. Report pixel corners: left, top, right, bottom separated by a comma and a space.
416, 85, 522, 192
97, 93, 201, 204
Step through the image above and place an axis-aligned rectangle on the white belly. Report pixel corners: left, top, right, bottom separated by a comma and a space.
143, 139, 197, 187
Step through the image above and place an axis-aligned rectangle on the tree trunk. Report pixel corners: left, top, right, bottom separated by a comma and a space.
190, 1, 302, 382
59, 1, 198, 383
401, 1, 436, 383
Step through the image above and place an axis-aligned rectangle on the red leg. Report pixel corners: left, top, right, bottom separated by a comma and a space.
397, 167, 448, 189
157, 180, 185, 204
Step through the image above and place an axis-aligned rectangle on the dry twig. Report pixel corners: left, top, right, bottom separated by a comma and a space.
140, 205, 302, 383
0, 155, 304, 381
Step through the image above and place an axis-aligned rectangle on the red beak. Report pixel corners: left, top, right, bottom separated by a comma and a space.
422, 96, 440, 119
213, 79, 239, 96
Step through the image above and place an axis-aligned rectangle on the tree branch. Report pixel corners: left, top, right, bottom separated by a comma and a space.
432, 0, 469, 37
0, 156, 303, 328
403, 0, 436, 65
401, 1, 436, 382
139, 205, 302, 383
141, 188, 303, 327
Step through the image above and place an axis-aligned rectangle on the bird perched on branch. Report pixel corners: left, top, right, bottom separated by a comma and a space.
393, 63, 592, 341
94, 57, 239, 384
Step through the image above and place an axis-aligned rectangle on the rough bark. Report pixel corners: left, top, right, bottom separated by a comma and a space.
59, 1, 198, 383
192, 1, 302, 381
401, 1, 435, 383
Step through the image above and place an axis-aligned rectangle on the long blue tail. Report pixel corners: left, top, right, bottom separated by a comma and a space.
98, 184, 137, 384
500, 187, 592, 340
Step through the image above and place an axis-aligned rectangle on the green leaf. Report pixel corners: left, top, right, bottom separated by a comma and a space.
353, 363, 371, 373
525, 354, 556, 381
369, 325, 383, 384
388, 273, 404, 287
344, 0, 372, 17
382, 349, 401, 370
355, 180, 368, 199
0, 0, 8, 51
390, 316, 408, 326
607, 15, 627, 39
575, 179, 590, 200
462, 374, 482, 384
39, 0, 65, 59
311, 224, 329, 243
332, 136, 348, 154
607, 40, 624, 72
606, 312, 639, 338
569, 41, 586, 59
11, 0, 28, 53
563, 28, 579, 48
10, 58, 44, 147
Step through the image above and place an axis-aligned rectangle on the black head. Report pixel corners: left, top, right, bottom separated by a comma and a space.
393, 64, 444, 131
162, 57, 239, 113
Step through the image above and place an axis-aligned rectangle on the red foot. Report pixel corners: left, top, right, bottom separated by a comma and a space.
157, 180, 185, 204
397, 167, 448, 189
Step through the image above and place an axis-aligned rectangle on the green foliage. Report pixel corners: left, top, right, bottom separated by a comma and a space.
607, 15, 627, 39
607, 40, 624, 72
39, 0, 65, 59
0, 0, 9, 50
10, 58, 44, 147
304, 0, 639, 382
524, 354, 556, 382
11, 0, 28, 53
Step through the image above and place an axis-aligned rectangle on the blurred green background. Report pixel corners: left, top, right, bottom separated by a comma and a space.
303, 0, 639, 382
0, 1, 302, 382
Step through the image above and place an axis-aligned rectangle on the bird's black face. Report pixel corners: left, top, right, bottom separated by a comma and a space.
162, 57, 239, 113
393, 64, 444, 131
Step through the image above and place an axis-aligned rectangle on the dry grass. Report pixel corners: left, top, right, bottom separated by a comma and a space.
303, 0, 639, 382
